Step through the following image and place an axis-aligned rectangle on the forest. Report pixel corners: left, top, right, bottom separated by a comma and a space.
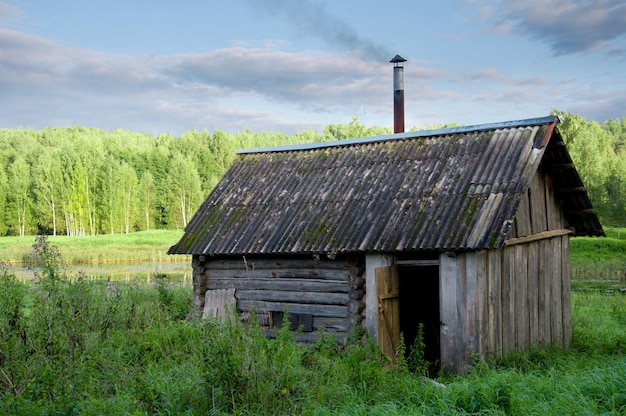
0, 112, 624, 237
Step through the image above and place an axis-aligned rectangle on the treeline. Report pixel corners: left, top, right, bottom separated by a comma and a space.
0, 118, 389, 236
0, 113, 624, 237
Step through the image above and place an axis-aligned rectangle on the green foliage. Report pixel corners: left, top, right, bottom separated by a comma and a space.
1, 113, 625, 236
554, 111, 626, 227
1, 262, 625, 415
0, 120, 331, 236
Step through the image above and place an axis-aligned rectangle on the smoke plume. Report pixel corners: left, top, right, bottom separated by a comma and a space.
242, 0, 392, 61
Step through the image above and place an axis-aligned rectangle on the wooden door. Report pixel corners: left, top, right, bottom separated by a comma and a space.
376, 265, 400, 362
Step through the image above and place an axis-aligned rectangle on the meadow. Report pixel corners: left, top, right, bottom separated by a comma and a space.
0, 230, 187, 264
0, 230, 624, 415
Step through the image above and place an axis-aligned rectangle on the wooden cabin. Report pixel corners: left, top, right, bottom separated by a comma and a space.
169, 115, 604, 373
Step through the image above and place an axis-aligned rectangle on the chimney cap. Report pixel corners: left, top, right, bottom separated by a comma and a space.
389, 54, 407, 64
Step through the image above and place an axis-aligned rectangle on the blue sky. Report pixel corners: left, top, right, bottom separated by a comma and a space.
1, 0, 625, 136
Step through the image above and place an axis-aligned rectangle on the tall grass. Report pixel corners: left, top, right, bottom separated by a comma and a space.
1, 237, 626, 415
570, 227, 625, 289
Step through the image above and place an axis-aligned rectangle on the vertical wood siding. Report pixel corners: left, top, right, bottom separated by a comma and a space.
440, 169, 571, 373
440, 234, 571, 373
509, 167, 565, 239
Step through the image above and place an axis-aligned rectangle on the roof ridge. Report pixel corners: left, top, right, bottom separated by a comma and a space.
236, 115, 559, 155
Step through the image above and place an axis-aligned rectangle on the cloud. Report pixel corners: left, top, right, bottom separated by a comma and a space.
462, 68, 548, 86
1, 1, 623, 137
0, 2, 21, 23
0, 27, 404, 134
490, 0, 626, 55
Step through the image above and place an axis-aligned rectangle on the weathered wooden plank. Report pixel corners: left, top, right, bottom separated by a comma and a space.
263, 331, 345, 344
529, 171, 548, 233
236, 289, 349, 306
515, 244, 529, 348
487, 250, 502, 356
537, 239, 551, 345
515, 190, 532, 237
504, 229, 572, 246
440, 254, 461, 373
394, 259, 440, 266
476, 250, 488, 360
501, 246, 515, 351
204, 257, 352, 270
206, 278, 349, 293
465, 253, 478, 360
528, 241, 539, 346
556, 186, 565, 231
550, 237, 563, 346
203, 289, 236, 321
561, 236, 572, 348
238, 299, 348, 318
314, 317, 351, 332
544, 174, 560, 230
206, 268, 350, 281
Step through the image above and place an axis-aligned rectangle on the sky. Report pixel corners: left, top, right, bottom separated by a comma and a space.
0, 0, 625, 136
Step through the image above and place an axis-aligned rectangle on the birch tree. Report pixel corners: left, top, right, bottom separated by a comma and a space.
167, 154, 202, 229
7, 157, 30, 236
118, 162, 138, 234
138, 170, 156, 231
32, 150, 63, 235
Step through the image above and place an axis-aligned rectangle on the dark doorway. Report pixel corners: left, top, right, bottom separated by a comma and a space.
398, 265, 440, 375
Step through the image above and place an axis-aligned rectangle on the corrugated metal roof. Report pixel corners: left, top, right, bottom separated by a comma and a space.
169, 116, 603, 256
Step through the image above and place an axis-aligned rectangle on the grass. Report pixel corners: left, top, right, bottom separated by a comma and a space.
570, 227, 626, 290
0, 229, 188, 264
0, 234, 626, 416
0, 234, 625, 414
0, 269, 624, 415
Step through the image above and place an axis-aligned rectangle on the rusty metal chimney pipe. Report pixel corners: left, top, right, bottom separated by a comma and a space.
390, 55, 407, 133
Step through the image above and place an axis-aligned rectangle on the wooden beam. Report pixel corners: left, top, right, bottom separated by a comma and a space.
206, 277, 349, 293
555, 187, 586, 194
394, 259, 439, 266
545, 163, 574, 169
547, 141, 565, 148
504, 229, 572, 246
238, 299, 348, 318
565, 209, 596, 215
236, 289, 349, 306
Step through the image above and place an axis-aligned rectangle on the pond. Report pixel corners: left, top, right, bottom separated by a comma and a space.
5, 260, 192, 284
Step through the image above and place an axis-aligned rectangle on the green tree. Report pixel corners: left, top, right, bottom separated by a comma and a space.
32, 150, 63, 235
102, 160, 122, 234
167, 154, 202, 229
602, 118, 626, 153
118, 162, 139, 234
7, 157, 31, 236
138, 170, 156, 231
0, 163, 8, 235
322, 116, 389, 141
555, 110, 621, 226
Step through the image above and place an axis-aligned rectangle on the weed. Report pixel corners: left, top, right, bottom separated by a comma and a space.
1, 236, 626, 414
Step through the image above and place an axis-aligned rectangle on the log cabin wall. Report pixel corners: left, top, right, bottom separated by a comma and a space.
191, 254, 365, 342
